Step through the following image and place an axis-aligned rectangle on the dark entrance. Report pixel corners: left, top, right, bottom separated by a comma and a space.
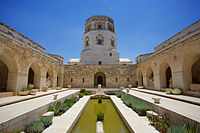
94, 72, 106, 87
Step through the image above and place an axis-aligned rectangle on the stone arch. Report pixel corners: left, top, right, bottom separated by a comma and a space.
0, 54, 18, 92
182, 53, 200, 90
46, 65, 54, 88
146, 66, 154, 88
94, 72, 106, 87
57, 69, 63, 87
159, 62, 172, 88
27, 62, 41, 88
137, 69, 143, 86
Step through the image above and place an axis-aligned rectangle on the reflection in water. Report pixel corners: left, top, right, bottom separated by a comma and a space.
71, 99, 130, 133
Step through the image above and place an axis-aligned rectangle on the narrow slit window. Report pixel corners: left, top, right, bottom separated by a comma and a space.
71, 78, 73, 83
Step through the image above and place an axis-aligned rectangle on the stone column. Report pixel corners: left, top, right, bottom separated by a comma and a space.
7, 72, 18, 94
15, 72, 28, 93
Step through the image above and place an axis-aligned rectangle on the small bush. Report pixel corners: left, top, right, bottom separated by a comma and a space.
98, 97, 102, 103
40, 116, 53, 128
173, 88, 182, 91
25, 121, 44, 133
184, 123, 198, 133
155, 121, 168, 132
97, 111, 104, 121
78, 93, 84, 98
48, 101, 61, 116
166, 88, 173, 91
167, 125, 185, 133
64, 99, 74, 108
84, 91, 91, 95
80, 88, 85, 93
70, 97, 79, 103
115, 91, 125, 98
121, 94, 152, 116
59, 103, 69, 115
22, 86, 33, 91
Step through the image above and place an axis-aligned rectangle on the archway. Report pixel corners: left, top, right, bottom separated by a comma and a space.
46, 66, 54, 88
182, 53, 200, 90
57, 69, 62, 87
94, 72, 106, 87
0, 60, 8, 92
27, 62, 41, 88
0, 54, 18, 92
192, 58, 200, 84
137, 70, 143, 86
159, 62, 172, 88
146, 67, 154, 88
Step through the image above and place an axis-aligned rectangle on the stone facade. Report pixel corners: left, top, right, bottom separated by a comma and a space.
64, 65, 135, 88
0, 22, 64, 95
135, 20, 200, 96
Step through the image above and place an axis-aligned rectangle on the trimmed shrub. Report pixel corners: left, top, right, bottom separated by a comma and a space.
40, 116, 53, 128
48, 101, 62, 116
64, 99, 74, 108
115, 91, 125, 98
121, 94, 152, 116
59, 103, 69, 115
70, 97, 79, 103
78, 93, 84, 98
84, 91, 91, 95
80, 88, 85, 93
25, 121, 44, 133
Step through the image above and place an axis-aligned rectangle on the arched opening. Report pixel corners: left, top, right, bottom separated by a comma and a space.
94, 72, 106, 87
57, 69, 62, 87
46, 66, 54, 88
0, 60, 8, 92
0, 54, 18, 93
27, 62, 41, 88
137, 70, 143, 86
28, 68, 34, 85
191, 58, 200, 84
182, 53, 200, 91
159, 62, 172, 88
146, 67, 154, 88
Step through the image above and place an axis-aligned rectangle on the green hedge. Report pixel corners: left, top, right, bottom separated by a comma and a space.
121, 94, 152, 116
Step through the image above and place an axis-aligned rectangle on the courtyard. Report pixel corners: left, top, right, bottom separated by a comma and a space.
0, 0, 200, 133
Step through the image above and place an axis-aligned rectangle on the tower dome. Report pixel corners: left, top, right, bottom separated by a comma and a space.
80, 15, 119, 65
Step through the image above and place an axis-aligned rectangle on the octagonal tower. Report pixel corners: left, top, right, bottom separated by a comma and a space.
80, 15, 119, 65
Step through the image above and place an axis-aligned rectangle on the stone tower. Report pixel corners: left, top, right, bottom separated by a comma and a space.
80, 15, 119, 65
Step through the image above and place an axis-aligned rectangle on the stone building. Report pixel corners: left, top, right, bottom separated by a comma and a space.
0, 15, 200, 97
0, 22, 64, 97
135, 20, 200, 97
65, 15, 134, 88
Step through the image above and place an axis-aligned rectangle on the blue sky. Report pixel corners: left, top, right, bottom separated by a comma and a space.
0, 0, 200, 63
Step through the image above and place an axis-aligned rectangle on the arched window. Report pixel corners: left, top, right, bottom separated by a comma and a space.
110, 37, 115, 47
96, 34, 104, 45
85, 36, 89, 47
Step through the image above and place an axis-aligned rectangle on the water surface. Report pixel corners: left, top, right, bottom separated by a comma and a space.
71, 99, 130, 133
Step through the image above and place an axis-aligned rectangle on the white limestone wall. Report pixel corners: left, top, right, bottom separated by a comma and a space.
81, 28, 119, 65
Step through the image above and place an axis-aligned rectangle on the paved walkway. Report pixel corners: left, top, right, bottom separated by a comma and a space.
131, 88, 200, 106
110, 96, 159, 133
126, 90, 200, 124
43, 96, 90, 133
0, 88, 69, 107
0, 90, 79, 130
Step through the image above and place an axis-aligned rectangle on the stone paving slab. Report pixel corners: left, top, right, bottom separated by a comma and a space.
43, 96, 90, 133
110, 96, 159, 133
0, 88, 69, 107
126, 90, 200, 124
0, 90, 79, 131
131, 88, 200, 106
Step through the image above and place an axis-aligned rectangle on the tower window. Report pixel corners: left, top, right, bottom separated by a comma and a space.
98, 39, 102, 45
86, 41, 89, 47
111, 40, 115, 47
71, 78, 73, 83
110, 53, 112, 56
116, 78, 118, 83
98, 25, 102, 29
127, 78, 129, 82
83, 78, 85, 83
99, 61, 102, 65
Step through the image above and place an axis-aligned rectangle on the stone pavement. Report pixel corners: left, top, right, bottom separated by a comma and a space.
0, 88, 69, 107
0, 90, 79, 131
131, 88, 200, 106
110, 96, 159, 133
43, 96, 90, 133
126, 89, 200, 124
